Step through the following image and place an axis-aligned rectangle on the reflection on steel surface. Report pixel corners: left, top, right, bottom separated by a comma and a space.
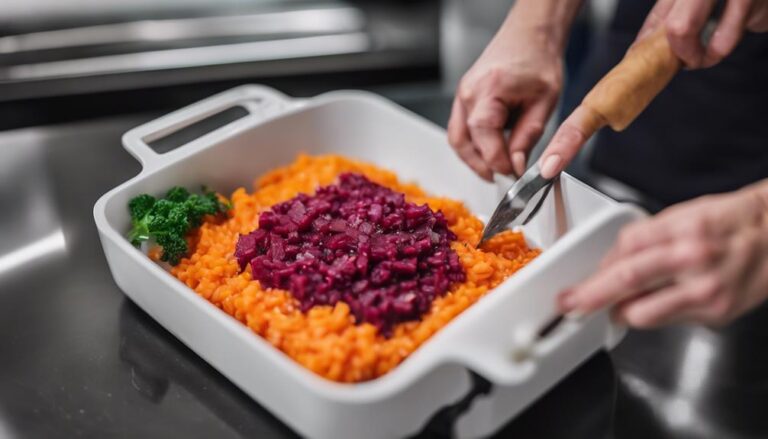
0, 7, 365, 54
0, 1, 439, 102
0, 137, 67, 281
0, 229, 66, 277
2, 33, 370, 80
620, 373, 714, 438
676, 329, 716, 398
0, 413, 16, 439
616, 327, 743, 439
118, 300, 297, 437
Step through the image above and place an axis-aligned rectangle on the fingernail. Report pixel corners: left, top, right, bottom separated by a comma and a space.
540, 154, 562, 179
511, 152, 526, 176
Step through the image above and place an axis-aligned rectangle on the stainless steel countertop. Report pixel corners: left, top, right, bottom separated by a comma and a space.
1, 88, 767, 438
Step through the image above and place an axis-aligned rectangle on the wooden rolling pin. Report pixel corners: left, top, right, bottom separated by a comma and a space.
570, 26, 682, 138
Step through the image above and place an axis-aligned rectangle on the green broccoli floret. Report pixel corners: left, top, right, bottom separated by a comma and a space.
128, 194, 156, 221
155, 234, 188, 265
165, 186, 191, 203
184, 192, 221, 228
127, 194, 156, 246
127, 186, 229, 265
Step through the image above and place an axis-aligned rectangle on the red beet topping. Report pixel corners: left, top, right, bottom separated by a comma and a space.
235, 173, 466, 335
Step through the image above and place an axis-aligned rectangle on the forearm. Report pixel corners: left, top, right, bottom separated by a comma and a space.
505, 0, 587, 53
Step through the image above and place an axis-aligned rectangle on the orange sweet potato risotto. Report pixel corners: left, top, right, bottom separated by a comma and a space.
169, 154, 539, 382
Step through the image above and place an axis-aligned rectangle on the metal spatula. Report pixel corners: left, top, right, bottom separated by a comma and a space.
479, 163, 555, 245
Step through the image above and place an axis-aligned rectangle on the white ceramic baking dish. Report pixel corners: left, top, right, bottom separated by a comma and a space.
94, 85, 645, 438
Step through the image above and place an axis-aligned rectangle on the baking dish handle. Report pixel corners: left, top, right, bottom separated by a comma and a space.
121, 85, 294, 171
435, 204, 645, 386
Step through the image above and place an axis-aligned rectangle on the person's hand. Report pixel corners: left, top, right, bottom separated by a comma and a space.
558, 183, 768, 328
448, 15, 563, 180
638, 0, 768, 69
533, 0, 768, 181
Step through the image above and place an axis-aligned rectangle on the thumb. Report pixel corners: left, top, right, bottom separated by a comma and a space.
538, 105, 603, 179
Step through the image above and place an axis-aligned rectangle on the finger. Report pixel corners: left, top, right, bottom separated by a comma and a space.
725, 226, 768, 311
600, 217, 678, 267
448, 98, 493, 180
658, 275, 730, 326
447, 96, 466, 150
601, 199, 716, 267
674, 226, 768, 326
637, 0, 677, 41
665, 0, 717, 68
507, 97, 555, 176
746, 0, 768, 32
459, 147, 495, 181
703, 0, 751, 67
559, 244, 684, 314
612, 282, 696, 328
537, 105, 600, 179
467, 98, 514, 175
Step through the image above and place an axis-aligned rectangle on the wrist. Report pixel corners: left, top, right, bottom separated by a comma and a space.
506, 0, 583, 54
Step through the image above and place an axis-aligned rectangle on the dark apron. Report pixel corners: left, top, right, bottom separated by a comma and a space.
572, 0, 768, 207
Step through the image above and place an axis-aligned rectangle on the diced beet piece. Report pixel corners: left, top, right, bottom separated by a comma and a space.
291, 275, 310, 300
234, 233, 257, 270
391, 258, 418, 274
287, 201, 307, 222
258, 211, 278, 228
370, 264, 392, 285
329, 218, 348, 233
381, 213, 403, 230
269, 237, 286, 261
392, 298, 415, 314
359, 221, 374, 235
369, 204, 383, 222
400, 280, 418, 291
326, 234, 353, 251
233, 172, 466, 335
